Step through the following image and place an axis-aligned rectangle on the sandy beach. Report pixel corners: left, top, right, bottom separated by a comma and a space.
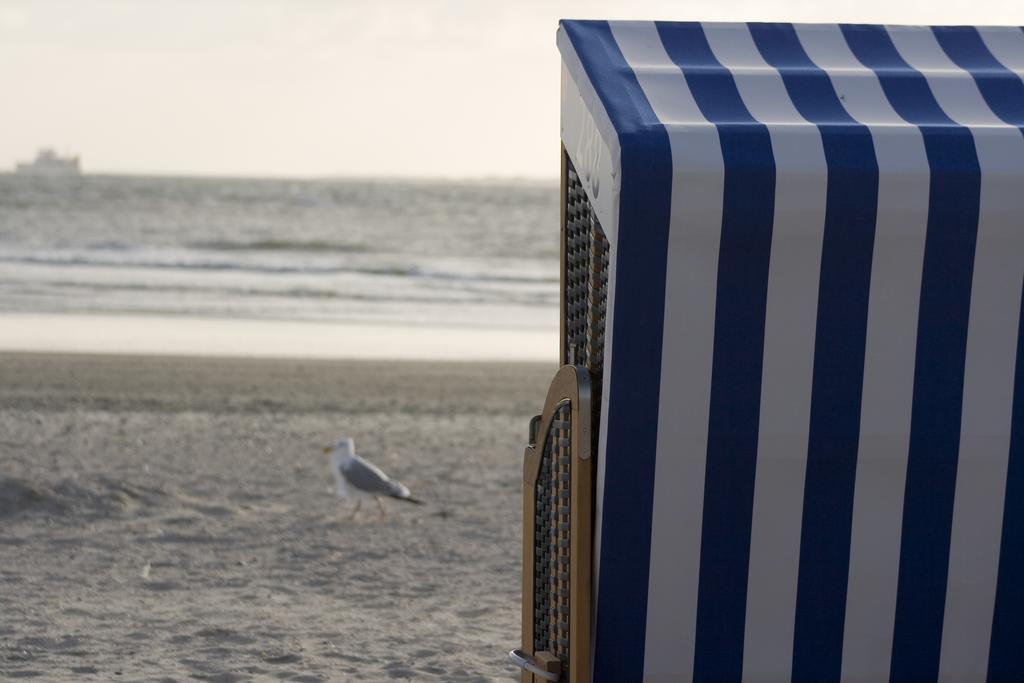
0, 352, 553, 681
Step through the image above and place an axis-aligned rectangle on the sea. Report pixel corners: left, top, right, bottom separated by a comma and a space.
0, 174, 559, 334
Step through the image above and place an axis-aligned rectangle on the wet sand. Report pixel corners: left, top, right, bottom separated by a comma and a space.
0, 313, 556, 363
0, 352, 553, 681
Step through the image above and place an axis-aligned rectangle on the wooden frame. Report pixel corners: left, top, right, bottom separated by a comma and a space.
521, 365, 593, 683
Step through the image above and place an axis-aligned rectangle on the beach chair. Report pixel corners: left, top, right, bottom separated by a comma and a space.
511, 20, 1024, 683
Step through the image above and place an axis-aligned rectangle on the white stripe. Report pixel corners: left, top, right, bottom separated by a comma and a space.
591, 196, 617, 666
557, 26, 622, 254
556, 30, 623, 667
701, 23, 829, 682
979, 27, 1024, 77
609, 21, 723, 683
888, 26, 1024, 681
796, 23, 932, 683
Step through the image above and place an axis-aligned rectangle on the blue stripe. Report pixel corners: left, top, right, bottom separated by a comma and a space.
989, 279, 1024, 682
931, 26, 1024, 683
559, 20, 673, 682
933, 27, 1024, 131
750, 23, 880, 683
841, 24, 982, 682
656, 21, 776, 682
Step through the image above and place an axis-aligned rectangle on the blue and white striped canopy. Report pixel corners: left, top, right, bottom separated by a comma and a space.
558, 21, 1024, 682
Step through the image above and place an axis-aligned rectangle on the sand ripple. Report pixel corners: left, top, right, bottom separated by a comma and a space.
0, 477, 170, 519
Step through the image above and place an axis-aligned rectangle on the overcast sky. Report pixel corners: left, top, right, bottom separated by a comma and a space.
3, 0, 1024, 178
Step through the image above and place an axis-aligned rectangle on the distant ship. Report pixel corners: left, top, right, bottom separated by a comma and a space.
15, 148, 80, 176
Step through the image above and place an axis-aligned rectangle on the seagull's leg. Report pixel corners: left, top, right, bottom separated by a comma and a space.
375, 497, 387, 520
348, 499, 362, 521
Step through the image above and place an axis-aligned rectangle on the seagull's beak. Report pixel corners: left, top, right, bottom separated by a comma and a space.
322, 446, 332, 454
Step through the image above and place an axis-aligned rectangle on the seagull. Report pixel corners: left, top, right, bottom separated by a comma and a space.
323, 437, 422, 518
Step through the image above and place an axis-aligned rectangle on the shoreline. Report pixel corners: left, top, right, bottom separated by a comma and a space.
0, 312, 558, 363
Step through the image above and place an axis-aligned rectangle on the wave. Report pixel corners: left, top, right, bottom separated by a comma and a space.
188, 239, 372, 253
0, 251, 558, 285
12, 278, 557, 306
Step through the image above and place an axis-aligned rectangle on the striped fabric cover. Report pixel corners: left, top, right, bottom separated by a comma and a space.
558, 21, 1024, 683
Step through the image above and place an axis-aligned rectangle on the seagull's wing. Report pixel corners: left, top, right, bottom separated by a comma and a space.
341, 454, 401, 495
341, 453, 422, 503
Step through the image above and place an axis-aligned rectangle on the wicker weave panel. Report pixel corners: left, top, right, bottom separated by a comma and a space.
533, 404, 573, 675
564, 159, 608, 437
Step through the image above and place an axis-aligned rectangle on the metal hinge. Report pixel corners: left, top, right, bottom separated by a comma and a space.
508, 648, 561, 681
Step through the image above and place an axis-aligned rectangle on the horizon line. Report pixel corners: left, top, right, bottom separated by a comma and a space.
0, 168, 560, 184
